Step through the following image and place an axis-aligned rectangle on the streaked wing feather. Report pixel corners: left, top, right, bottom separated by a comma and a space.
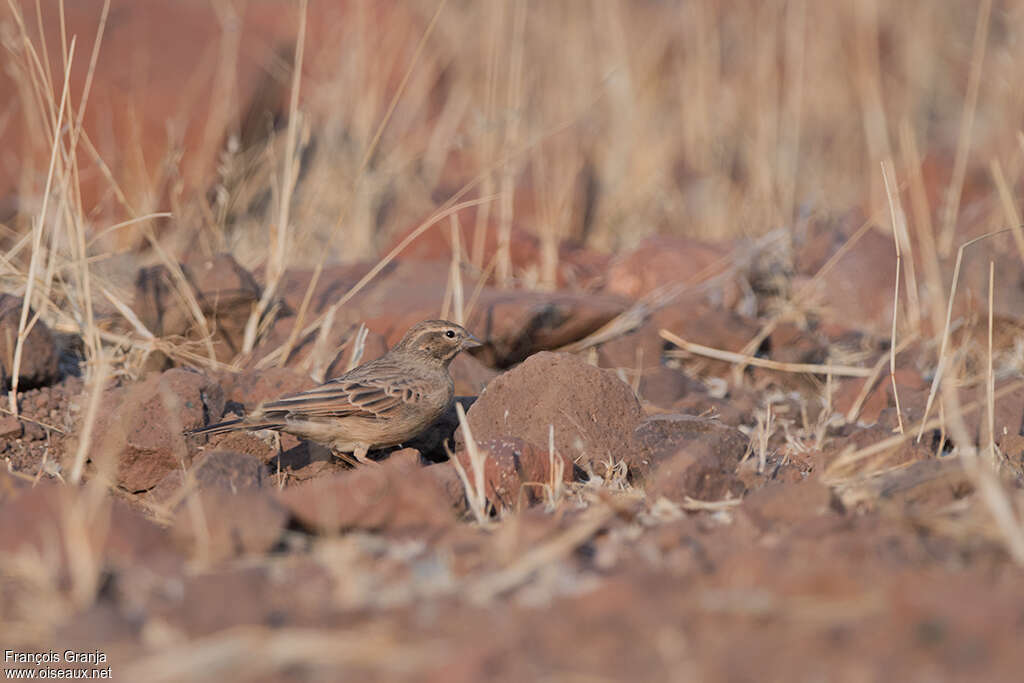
259, 365, 426, 421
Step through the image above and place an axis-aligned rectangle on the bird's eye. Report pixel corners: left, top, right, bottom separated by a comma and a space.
445, 330, 456, 339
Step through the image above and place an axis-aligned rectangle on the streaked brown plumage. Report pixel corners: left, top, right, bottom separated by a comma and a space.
187, 320, 481, 465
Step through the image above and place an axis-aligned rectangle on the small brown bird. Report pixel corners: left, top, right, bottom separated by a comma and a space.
188, 320, 481, 465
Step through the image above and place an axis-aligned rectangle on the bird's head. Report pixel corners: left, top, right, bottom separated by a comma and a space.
393, 320, 482, 365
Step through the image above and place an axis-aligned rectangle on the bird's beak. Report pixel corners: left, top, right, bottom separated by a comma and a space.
462, 333, 483, 349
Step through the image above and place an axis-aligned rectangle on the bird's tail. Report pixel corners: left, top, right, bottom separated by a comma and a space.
185, 418, 276, 438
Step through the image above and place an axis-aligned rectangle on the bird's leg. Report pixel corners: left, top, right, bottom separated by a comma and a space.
332, 450, 360, 468
352, 445, 375, 466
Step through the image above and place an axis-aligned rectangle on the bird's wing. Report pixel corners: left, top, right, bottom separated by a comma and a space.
257, 365, 426, 421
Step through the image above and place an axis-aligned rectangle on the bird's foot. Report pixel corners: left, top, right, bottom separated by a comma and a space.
332, 447, 376, 467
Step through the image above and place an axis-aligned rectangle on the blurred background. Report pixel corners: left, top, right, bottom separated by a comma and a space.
3, 0, 1021, 277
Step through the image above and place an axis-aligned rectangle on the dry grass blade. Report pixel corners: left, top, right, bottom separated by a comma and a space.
256, 196, 496, 370
845, 332, 917, 424
545, 423, 564, 508
449, 214, 465, 325
100, 285, 154, 340
916, 228, 1020, 442
307, 303, 337, 383
731, 218, 877, 384
825, 379, 1024, 480
495, 0, 527, 288
344, 323, 369, 373
140, 226, 217, 361
680, 496, 742, 511
660, 329, 873, 378
8, 36, 76, 415
881, 159, 906, 433
86, 212, 171, 247
986, 260, 995, 460
558, 240, 749, 355
451, 402, 489, 524
276, 0, 450, 367
242, 0, 307, 355
69, 349, 110, 484
989, 159, 1024, 263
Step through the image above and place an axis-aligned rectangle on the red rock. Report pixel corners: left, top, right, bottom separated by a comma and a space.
795, 222, 897, 337
103, 498, 184, 579
452, 436, 573, 512
467, 288, 627, 367
635, 414, 749, 502
635, 367, 708, 409
171, 489, 287, 562
1000, 433, 1024, 466
463, 352, 644, 475
0, 294, 60, 389
385, 205, 610, 289
742, 478, 836, 530
450, 352, 499, 396
423, 461, 469, 516
78, 368, 225, 492
632, 414, 749, 479
821, 424, 935, 479
258, 260, 628, 369
276, 449, 455, 533
188, 450, 267, 492
654, 303, 761, 379
215, 366, 315, 412
670, 386, 757, 427
321, 330, 391, 380
834, 368, 927, 427
595, 300, 709, 371
604, 235, 741, 305
0, 414, 23, 441
196, 431, 277, 463
0, 480, 181, 582
2, 1, 428, 239
133, 253, 260, 362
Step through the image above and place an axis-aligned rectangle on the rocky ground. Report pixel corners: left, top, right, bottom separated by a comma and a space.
1, 222, 1023, 682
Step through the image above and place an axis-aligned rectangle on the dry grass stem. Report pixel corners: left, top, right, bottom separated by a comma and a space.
988, 159, 1024, 263
680, 496, 743, 511
276, 0, 450, 367
661, 329, 873, 378
845, 333, 917, 424
881, 160, 906, 433
9, 36, 76, 414
451, 402, 490, 524
242, 0, 307, 355
916, 229, 1019, 442
826, 379, 1024, 480
256, 196, 496, 370
986, 261, 995, 460
344, 323, 369, 374
69, 349, 110, 484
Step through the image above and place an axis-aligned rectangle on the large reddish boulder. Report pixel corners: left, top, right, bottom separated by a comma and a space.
462, 352, 644, 474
